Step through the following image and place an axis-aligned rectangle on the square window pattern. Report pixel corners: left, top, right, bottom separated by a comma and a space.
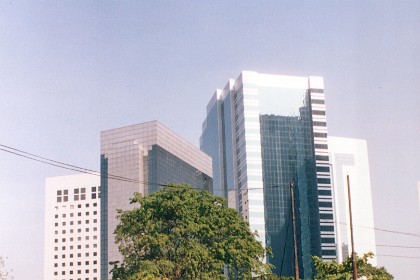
48, 184, 101, 279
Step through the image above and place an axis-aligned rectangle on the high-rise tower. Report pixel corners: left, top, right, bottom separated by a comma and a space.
200, 71, 336, 278
100, 120, 212, 279
328, 136, 377, 265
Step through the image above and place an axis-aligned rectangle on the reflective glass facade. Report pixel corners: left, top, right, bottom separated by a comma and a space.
148, 144, 212, 194
101, 121, 212, 280
201, 72, 335, 279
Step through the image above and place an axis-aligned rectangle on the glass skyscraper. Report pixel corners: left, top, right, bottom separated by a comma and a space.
200, 71, 336, 278
100, 121, 213, 280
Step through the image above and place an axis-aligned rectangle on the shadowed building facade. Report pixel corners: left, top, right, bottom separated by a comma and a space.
200, 71, 336, 278
100, 121, 212, 279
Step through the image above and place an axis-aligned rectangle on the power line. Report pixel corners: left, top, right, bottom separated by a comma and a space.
338, 222, 420, 238
0, 145, 154, 186
1, 143, 420, 241
376, 254, 420, 259
367, 244, 420, 250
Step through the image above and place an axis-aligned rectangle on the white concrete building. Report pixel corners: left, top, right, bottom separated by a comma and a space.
44, 174, 101, 280
328, 136, 377, 265
418, 182, 420, 214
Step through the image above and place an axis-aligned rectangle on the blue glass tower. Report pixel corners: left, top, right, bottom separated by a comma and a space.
200, 72, 336, 278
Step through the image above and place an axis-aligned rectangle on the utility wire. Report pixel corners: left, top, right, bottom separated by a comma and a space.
1, 143, 420, 240
376, 254, 420, 259
364, 244, 420, 250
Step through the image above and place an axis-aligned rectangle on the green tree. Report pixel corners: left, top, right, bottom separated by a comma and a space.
0, 257, 13, 280
312, 252, 393, 280
111, 183, 271, 280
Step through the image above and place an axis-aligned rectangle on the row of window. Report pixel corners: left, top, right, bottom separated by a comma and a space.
53, 278, 96, 280
54, 251, 98, 259
57, 194, 100, 202
57, 187, 101, 203
55, 219, 98, 227
55, 235, 98, 242
55, 260, 97, 267
54, 243, 98, 250
57, 187, 100, 196
55, 211, 98, 219
54, 227, 98, 235
54, 269, 98, 276
55, 203, 98, 211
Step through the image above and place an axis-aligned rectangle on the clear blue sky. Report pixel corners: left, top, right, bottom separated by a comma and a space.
1, 1, 419, 279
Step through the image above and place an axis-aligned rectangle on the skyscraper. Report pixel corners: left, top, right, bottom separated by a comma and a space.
328, 136, 377, 265
44, 174, 101, 280
200, 71, 335, 278
100, 120, 213, 279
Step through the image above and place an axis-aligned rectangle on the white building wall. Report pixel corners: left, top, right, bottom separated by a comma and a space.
417, 182, 420, 214
44, 174, 101, 280
328, 136, 377, 265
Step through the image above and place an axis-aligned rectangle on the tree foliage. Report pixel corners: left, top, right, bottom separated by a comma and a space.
111, 184, 271, 280
0, 257, 13, 280
312, 252, 393, 280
